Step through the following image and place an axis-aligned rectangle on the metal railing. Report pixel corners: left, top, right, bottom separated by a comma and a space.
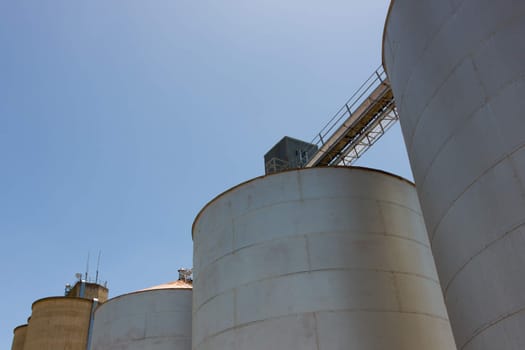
304, 65, 398, 167
309, 65, 387, 147
265, 157, 290, 175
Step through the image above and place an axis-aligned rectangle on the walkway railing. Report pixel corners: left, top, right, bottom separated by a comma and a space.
304, 65, 398, 167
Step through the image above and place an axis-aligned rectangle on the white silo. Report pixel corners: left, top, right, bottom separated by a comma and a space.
89, 278, 192, 350
383, 1, 525, 349
192, 167, 456, 350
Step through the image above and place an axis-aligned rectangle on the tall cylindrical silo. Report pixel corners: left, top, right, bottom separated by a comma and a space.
90, 280, 192, 350
11, 325, 28, 350
192, 167, 456, 350
23, 297, 93, 350
383, 1, 525, 349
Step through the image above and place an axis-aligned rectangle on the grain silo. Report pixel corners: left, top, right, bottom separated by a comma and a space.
23, 297, 94, 350
383, 1, 525, 349
89, 275, 192, 350
192, 167, 456, 350
11, 325, 28, 350
10, 278, 108, 350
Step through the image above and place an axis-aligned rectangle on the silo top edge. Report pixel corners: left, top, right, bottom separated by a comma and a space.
13, 324, 28, 333
138, 279, 193, 291
31, 296, 93, 310
94, 285, 192, 310
381, 0, 396, 68
191, 165, 414, 239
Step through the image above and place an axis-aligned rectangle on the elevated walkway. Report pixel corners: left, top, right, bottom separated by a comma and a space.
305, 66, 398, 167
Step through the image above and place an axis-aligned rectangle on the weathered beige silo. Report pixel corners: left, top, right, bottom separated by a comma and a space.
23, 297, 93, 350
383, 1, 525, 349
192, 167, 456, 350
90, 279, 192, 350
11, 325, 27, 350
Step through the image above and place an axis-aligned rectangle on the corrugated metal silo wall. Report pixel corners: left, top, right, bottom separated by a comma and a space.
192, 167, 456, 350
383, 1, 525, 349
89, 289, 192, 350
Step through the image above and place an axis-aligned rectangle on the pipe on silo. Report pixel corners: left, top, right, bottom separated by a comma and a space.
85, 298, 98, 350
383, 1, 525, 349
192, 167, 456, 350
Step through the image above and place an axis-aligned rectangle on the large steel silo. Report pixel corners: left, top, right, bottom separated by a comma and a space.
23, 297, 93, 350
89, 280, 192, 350
192, 167, 456, 350
11, 325, 27, 350
383, 1, 525, 349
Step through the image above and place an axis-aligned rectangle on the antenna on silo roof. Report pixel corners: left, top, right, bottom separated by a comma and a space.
85, 251, 90, 281
95, 250, 101, 284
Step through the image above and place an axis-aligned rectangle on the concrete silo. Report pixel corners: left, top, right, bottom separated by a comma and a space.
23, 297, 94, 350
192, 167, 456, 350
89, 278, 192, 350
9, 279, 108, 350
11, 325, 28, 350
383, 1, 525, 349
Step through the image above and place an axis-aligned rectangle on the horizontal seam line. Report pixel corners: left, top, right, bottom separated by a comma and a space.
443, 220, 525, 296
459, 307, 525, 350
431, 143, 525, 242
195, 310, 450, 348
198, 230, 431, 269
193, 268, 441, 312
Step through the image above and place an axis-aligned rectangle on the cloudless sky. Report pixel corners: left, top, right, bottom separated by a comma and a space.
0, 1, 410, 348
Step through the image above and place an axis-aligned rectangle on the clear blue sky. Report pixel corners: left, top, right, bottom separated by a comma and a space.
0, 1, 410, 348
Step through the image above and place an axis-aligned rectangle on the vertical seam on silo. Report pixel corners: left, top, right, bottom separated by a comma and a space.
304, 235, 312, 271
508, 146, 525, 202
390, 272, 403, 312
376, 200, 388, 235
231, 218, 236, 253
143, 307, 148, 340
233, 288, 238, 328
230, 199, 236, 252
470, 55, 490, 105
297, 170, 304, 202
312, 312, 321, 350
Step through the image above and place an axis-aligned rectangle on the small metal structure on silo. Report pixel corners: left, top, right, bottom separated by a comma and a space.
89, 275, 192, 350
264, 136, 317, 174
11, 325, 28, 350
192, 167, 456, 350
383, 1, 525, 349
23, 297, 94, 350
66, 281, 108, 302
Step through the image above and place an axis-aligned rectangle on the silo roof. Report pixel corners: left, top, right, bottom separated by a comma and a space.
138, 279, 193, 291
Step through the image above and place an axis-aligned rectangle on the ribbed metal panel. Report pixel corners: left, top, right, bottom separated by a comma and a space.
383, 1, 525, 348
192, 167, 456, 350
90, 288, 192, 350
